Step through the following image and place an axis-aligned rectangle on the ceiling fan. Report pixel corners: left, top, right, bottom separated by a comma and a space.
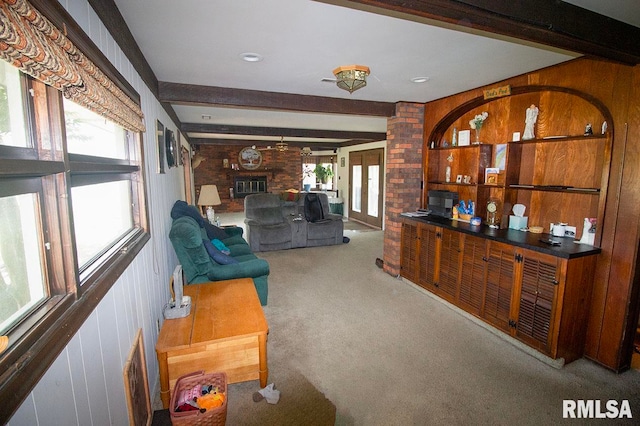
254, 136, 288, 152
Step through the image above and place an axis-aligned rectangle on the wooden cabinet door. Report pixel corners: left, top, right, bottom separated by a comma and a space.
483, 241, 517, 332
400, 221, 419, 282
435, 228, 461, 301
513, 250, 562, 355
417, 224, 438, 290
459, 234, 487, 315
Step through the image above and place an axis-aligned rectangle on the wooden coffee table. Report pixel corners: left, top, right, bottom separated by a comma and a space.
156, 278, 269, 408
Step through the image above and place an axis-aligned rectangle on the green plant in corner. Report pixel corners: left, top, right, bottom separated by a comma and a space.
314, 164, 334, 183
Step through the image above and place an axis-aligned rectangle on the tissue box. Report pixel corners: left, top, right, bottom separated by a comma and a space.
509, 215, 528, 230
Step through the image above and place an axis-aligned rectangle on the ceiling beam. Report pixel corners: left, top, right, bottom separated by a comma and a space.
87, 0, 183, 131
321, 0, 640, 65
159, 82, 397, 117
189, 138, 343, 151
182, 123, 387, 141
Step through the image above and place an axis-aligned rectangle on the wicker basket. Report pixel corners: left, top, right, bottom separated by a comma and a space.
170, 371, 227, 426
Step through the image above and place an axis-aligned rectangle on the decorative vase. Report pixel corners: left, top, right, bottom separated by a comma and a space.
303, 183, 311, 192
474, 127, 481, 143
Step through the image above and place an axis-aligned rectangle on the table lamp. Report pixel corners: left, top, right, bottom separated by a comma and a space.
198, 184, 221, 225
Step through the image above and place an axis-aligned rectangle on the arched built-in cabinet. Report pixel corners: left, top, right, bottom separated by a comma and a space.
400, 86, 611, 363
424, 86, 612, 244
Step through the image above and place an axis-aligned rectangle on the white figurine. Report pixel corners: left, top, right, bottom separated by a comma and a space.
578, 218, 595, 245
523, 104, 539, 140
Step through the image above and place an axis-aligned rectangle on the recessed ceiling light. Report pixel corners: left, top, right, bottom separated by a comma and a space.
240, 52, 263, 62
411, 76, 430, 83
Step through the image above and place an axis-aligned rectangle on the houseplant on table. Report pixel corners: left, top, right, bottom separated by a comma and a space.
314, 164, 334, 190
301, 166, 314, 191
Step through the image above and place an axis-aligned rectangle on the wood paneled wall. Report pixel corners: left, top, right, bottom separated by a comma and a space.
390, 58, 640, 371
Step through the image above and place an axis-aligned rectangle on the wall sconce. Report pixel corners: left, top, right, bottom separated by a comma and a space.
300, 147, 312, 157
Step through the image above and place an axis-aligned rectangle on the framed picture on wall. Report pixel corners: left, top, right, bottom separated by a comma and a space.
165, 128, 176, 168
156, 120, 165, 174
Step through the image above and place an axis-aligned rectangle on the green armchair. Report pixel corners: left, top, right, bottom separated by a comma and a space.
169, 212, 269, 305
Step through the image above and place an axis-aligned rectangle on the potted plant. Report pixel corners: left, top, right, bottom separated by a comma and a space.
301, 166, 314, 192
314, 164, 334, 189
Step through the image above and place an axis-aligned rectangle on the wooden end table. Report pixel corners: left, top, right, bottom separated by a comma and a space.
156, 278, 269, 408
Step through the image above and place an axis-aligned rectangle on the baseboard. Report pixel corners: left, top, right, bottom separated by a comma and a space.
399, 277, 565, 369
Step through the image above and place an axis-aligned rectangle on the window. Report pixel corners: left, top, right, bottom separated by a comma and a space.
0, 1, 149, 418
0, 63, 148, 408
0, 191, 47, 335
0, 61, 28, 148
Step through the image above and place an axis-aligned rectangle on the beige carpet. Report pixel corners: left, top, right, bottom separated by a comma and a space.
163, 213, 640, 425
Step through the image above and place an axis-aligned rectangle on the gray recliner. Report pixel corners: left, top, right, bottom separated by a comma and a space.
244, 193, 293, 252
244, 192, 344, 252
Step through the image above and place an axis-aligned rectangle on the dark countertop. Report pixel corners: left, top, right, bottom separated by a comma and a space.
402, 214, 601, 259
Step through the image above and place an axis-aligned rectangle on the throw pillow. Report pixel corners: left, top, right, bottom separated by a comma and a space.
211, 239, 231, 254
281, 191, 300, 202
203, 221, 229, 240
203, 239, 238, 265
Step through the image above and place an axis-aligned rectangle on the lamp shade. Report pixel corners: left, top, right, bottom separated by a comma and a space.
197, 185, 221, 206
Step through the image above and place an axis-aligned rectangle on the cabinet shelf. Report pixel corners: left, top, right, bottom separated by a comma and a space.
429, 181, 508, 189
507, 134, 607, 144
430, 143, 489, 150
508, 184, 600, 194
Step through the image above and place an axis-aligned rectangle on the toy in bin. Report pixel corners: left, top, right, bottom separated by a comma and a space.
170, 371, 227, 426
175, 382, 225, 412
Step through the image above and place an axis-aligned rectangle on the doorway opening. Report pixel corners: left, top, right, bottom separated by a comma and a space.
349, 148, 384, 229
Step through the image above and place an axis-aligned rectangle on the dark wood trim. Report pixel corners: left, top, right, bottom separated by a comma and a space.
0, 159, 65, 177
0, 231, 150, 423
29, 0, 140, 104
86, 0, 157, 98
189, 137, 343, 151
182, 123, 386, 142
160, 82, 397, 117
85, 0, 183, 132
322, 0, 640, 65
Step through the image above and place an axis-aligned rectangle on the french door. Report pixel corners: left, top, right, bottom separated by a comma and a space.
349, 148, 384, 228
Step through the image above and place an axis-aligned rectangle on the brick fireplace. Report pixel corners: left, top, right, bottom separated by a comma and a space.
194, 145, 303, 212
234, 175, 267, 198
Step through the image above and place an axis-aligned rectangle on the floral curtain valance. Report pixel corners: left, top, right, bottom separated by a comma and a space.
0, 0, 145, 132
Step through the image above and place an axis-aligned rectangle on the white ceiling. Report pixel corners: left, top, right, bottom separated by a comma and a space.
112, 0, 640, 146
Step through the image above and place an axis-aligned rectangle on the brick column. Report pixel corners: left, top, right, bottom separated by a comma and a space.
383, 102, 424, 277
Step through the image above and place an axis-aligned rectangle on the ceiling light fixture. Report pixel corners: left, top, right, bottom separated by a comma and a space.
276, 136, 288, 152
411, 76, 430, 83
300, 147, 312, 157
240, 52, 263, 62
333, 65, 370, 94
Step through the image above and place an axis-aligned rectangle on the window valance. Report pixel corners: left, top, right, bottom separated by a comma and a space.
0, 0, 145, 132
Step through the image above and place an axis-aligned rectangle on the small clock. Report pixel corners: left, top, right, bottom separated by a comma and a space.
238, 147, 263, 170
486, 199, 500, 227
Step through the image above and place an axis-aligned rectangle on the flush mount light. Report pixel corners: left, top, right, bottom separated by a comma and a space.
333, 65, 370, 94
411, 76, 430, 83
240, 52, 264, 62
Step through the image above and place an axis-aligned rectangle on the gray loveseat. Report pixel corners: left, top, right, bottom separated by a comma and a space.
244, 192, 344, 252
